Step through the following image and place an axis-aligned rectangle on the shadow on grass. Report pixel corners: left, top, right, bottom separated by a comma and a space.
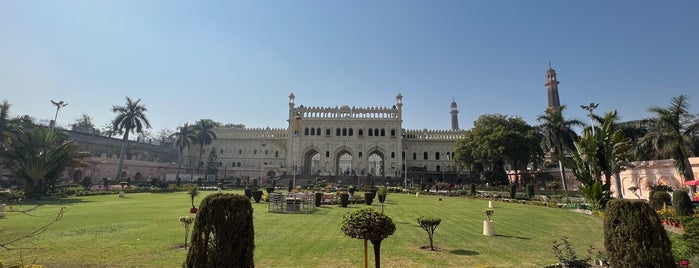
495, 234, 530, 240
450, 249, 479, 256
9, 197, 97, 208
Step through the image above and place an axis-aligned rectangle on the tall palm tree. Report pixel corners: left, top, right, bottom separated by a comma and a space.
112, 97, 151, 180
1, 127, 88, 196
191, 119, 218, 174
172, 123, 194, 180
537, 106, 584, 191
641, 95, 699, 193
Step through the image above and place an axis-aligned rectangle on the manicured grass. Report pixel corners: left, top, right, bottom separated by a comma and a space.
0, 191, 603, 267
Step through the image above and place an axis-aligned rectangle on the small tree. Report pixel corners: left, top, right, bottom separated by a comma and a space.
186, 193, 254, 268
604, 199, 674, 267
341, 208, 396, 268
179, 216, 195, 249
509, 183, 517, 199
417, 216, 441, 251
526, 183, 535, 199
377, 186, 388, 213
188, 186, 200, 213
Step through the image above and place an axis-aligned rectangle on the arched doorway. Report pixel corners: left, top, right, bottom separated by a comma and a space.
302, 149, 320, 177
73, 169, 83, 183
368, 152, 384, 177
335, 149, 353, 176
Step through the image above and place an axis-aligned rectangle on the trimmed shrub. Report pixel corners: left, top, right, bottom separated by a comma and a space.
673, 190, 693, 216
186, 193, 254, 268
315, 192, 322, 207
683, 218, 699, 256
509, 184, 516, 199
244, 189, 252, 199
649, 191, 670, 210
604, 199, 674, 267
526, 184, 535, 199
417, 216, 441, 251
364, 192, 375, 205
339, 193, 349, 207
252, 190, 263, 203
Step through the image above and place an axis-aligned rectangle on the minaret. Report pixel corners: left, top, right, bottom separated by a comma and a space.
545, 64, 561, 111
450, 98, 459, 130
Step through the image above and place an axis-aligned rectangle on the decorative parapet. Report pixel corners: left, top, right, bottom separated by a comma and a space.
214, 127, 288, 139
403, 129, 466, 140
293, 105, 400, 119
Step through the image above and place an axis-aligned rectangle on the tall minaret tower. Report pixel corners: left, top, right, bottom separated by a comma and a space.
450, 98, 459, 130
545, 63, 561, 111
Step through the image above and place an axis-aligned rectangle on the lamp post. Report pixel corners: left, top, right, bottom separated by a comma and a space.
580, 103, 599, 135
260, 144, 266, 184
50, 100, 68, 128
293, 113, 301, 190
403, 147, 408, 190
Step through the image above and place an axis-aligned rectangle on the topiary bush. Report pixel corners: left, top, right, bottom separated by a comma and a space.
339, 192, 349, 207
364, 192, 375, 205
417, 216, 441, 251
315, 192, 322, 207
509, 184, 516, 199
252, 190, 263, 203
649, 191, 671, 211
526, 183, 535, 199
673, 190, 693, 217
470, 183, 476, 196
683, 218, 699, 256
185, 193, 254, 268
604, 199, 674, 267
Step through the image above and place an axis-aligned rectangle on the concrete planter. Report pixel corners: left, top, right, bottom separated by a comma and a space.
488, 200, 494, 208
119, 191, 125, 198
483, 220, 495, 236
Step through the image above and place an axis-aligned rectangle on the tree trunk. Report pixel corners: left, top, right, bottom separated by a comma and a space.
371, 239, 382, 268
176, 149, 183, 180
558, 160, 567, 191
115, 131, 130, 180
428, 231, 434, 250
363, 239, 368, 268
197, 144, 204, 174
613, 171, 623, 199
682, 158, 696, 196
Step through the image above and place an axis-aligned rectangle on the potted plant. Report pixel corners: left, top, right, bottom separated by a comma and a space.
364, 192, 375, 205
188, 186, 200, 213
483, 209, 495, 236
252, 190, 263, 203
339, 192, 350, 207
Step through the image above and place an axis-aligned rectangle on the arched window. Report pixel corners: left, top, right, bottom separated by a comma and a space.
237, 162, 241, 167
358, 152, 363, 158
436, 165, 441, 172
349, 128, 353, 136
368, 129, 373, 136
310, 128, 315, 135
326, 129, 331, 136
375, 128, 379, 136
359, 129, 364, 136
316, 128, 321, 136
391, 129, 396, 136
424, 152, 428, 160
412, 153, 417, 160
275, 151, 279, 157
391, 152, 395, 158
342, 128, 347, 136
380, 129, 385, 136
304, 128, 309, 135
326, 151, 330, 157
336, 128, 341, 136
435, 152, 440, 160
402, 151, 405, 160
446, 152, 451, 159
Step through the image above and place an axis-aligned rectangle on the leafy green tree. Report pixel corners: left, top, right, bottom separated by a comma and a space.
1, 127, 88, 197
70, 114, 100, 135
454, 114, 541, 186
537, 106, 584, 191
111, 97, 151, 180
205, 147, 219, 179
172, 123, 194, 180
0, 100, 33, 146
417, 216, 441, 251
641, 95, 698, 194
341, 208, 396, 268
192, 119, 219, 174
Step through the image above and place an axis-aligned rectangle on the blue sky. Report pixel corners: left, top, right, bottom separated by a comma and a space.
1, 1, 697, 135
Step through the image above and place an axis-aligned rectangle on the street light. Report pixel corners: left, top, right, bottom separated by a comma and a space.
260, 144, 266, 184
580, 103, 599, 135
403, 147, 408, 190
293, 113, 301, 190
50, 100, 68, 128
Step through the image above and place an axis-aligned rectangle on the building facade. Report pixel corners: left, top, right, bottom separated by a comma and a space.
180, 93, 466, 186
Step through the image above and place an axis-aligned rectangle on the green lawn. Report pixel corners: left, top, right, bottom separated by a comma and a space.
0, 191, 603, 267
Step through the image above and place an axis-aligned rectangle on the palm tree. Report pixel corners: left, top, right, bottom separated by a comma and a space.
0, 100, 33, 146
191, 119, 218, 174
172, 123, 194, 180
641, 95, 699, 194
0, 127, 88, 196
537, 106, 584, 191
111, 97, 151, 180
